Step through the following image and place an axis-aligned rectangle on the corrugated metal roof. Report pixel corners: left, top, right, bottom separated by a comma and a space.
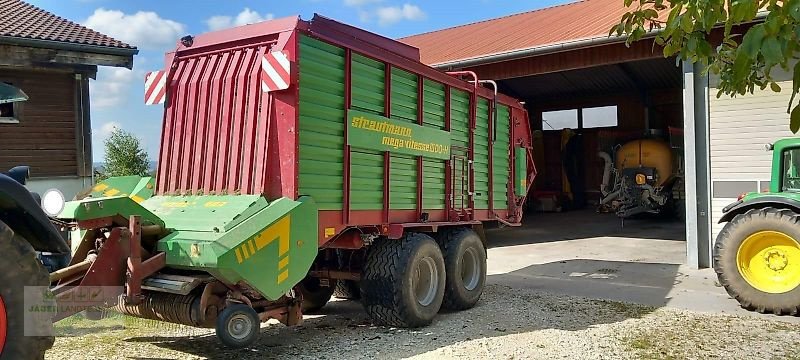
0, 0, 136, 52
401, 0, 657, 66
499, 57, 681, 99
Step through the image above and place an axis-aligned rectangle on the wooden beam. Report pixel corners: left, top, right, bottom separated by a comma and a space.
0, 44, 133, 70
464, 40, 662, 80
74, 74, 92, 177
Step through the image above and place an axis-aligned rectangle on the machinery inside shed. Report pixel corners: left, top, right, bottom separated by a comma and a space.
495, 56, 687, 258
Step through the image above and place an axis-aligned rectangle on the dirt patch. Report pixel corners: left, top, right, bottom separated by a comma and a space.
47, 284, 800, 360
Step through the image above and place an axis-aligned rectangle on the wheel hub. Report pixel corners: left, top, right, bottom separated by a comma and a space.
0, 295, 7, 355
460, 247, 481, 291
413, 257, 439, 307
736, 230, 800, 294
227, 314, 253, 340
764, 250, 789, 271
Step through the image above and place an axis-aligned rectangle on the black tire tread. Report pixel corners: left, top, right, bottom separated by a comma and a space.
214, 304, 260, 349
436, 227, 487, 311
361, 233, 442, 327
297, 278, 334, 313
333, 280, 360, 300
0, 220, 54, 360
714, 207, 800, 315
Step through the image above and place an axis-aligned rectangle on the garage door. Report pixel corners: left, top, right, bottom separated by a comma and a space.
708, 68, 795, 240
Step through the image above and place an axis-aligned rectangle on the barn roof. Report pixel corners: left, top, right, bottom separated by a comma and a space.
400, 0, 649, 67
0, 0, 137, 56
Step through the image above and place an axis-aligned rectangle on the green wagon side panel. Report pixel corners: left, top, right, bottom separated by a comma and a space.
298, 35, 346, 210
390, 67, 418, 123
423, 80, 446, 130
350, 150, 385, 210
349, 53, 387, 210
389, 67, 419, 210
390, 154, 417, 209
450, 89, 470, 149
351, 53, 385, 116
493, 104, 511, 209
422, 158, 446, 210
474, 98, 490, 209
422, 80, 447, 210
515, 146, 528, 197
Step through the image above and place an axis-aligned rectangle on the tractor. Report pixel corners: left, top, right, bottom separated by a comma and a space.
714, 138, 800, 315
0, 83, 70, 359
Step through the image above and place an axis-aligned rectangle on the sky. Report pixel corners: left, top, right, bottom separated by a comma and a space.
27, 0, 568, 162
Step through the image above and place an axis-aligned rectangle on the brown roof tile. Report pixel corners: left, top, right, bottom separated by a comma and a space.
401, 0, 660, 66
0, 0, 135, 51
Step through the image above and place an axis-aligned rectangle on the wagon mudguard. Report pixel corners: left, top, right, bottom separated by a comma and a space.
0, 173, 69, 253
718, 196, 800, 223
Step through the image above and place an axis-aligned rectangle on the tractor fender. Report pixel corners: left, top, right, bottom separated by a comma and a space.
718, 196, 800, 224
0, 173, 69, 253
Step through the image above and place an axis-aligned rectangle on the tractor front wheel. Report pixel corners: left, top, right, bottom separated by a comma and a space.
714, 207, 800, 314
0, 220, 54, 360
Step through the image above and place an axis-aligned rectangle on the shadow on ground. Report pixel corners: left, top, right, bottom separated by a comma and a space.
488, 209, 686, 248
122, 259, 680, 359
118, 210, 686, 358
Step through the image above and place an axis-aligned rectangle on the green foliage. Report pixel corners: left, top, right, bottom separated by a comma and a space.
611, 0, 800, 132
99, 127, 149, 180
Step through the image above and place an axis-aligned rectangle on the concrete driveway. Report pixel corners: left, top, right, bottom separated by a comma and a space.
485, 209, 799, 321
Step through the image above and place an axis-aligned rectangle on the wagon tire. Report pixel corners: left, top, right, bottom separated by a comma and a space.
333, 280, 360, 300
0, 220, 54, 360
714, 207, 800, 315
437, 228, 486, 311
361, 233, 445, 327
297, 277, 334, 313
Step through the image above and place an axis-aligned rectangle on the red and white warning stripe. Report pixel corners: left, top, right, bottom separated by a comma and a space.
261, 51, 291, 93
144, 70, 166, 105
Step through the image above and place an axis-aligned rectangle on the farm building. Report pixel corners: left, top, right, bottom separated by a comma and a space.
402, 0, 783, 268
0, 0, 137, 198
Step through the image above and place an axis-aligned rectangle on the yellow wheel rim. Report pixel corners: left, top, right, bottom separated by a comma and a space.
736, 230, 800, 294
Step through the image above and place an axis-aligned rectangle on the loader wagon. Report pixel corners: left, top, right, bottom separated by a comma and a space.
0, 14, 534, 357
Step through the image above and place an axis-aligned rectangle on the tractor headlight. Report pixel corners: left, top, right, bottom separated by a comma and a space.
635, 173, 647, 185
41, 188, 65, 217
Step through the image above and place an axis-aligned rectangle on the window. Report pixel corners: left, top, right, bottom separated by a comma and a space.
0, 103, 14, 119
782, 147, 800, 192
0, 81, 24, 124
541, 109, 577, 130
540, 106, 618, 130
583, 105, 618, 128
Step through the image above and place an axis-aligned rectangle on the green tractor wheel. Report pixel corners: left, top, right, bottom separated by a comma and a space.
714, 207, 800, 315
0, 221, 54, 360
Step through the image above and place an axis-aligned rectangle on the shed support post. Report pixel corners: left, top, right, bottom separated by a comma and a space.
682, 60, 712, 269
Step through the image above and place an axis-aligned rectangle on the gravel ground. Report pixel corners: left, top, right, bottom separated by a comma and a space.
47, 284, 800, 360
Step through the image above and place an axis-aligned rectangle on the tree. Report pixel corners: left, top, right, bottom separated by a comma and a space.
612, 0, 800, 131
99, 127, 149, 180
